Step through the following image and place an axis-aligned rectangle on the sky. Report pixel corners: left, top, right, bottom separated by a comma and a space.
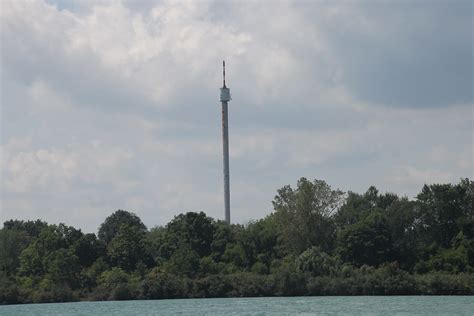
1, 0, 473, 233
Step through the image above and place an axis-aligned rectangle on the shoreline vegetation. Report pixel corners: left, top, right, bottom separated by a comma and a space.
1, 178, 473, 304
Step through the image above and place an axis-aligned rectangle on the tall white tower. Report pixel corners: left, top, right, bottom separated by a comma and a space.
220, 60, 231, 224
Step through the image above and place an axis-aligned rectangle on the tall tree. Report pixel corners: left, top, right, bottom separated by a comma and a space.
98, 210, 147, 245
17, 224, 82, 278
337, 211, 394, 267
160, 212, 216, 259
334, 186, 399, 229
273, 178, 344, 254
416, 179, 473, 248
72, 233, 105, 267
44, 249, 81, 288
0, 228, 30, 275
107, 225, 151, 271
3, 220, 48, 238
384, 198, 418, 269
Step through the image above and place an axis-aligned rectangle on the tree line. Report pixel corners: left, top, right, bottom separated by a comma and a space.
1, 178, 473, 304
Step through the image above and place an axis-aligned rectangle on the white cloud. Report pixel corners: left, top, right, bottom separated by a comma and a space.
2, 140, 132, 193
392, 166, 454, 186
1, 0, 472, 231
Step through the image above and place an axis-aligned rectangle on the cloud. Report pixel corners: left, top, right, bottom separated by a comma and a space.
1, 0, 472, 232
392, 165, 453, 184
295, 0, 473, 108
1, 139, 132, 193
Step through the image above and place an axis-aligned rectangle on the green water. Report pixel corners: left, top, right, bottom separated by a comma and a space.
1, 296, 473, 315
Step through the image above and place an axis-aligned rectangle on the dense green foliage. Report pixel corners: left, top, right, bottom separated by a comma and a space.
1, 178, 473, 304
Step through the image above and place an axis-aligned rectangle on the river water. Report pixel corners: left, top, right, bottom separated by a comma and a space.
1, 296, 473, 315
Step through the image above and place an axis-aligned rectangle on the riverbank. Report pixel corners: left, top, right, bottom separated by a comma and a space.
2, 270, 473, 304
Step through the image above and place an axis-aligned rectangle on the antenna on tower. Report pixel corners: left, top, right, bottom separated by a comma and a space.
223, 60, 226, 88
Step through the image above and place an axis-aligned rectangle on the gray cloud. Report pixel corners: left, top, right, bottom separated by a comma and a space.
1, 0, 472, 232
325, 1, 473, 107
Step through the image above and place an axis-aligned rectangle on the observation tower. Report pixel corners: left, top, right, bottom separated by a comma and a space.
220, 61, 231, 224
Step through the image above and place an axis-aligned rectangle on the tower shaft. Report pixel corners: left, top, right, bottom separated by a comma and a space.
222, 101, 230, 224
